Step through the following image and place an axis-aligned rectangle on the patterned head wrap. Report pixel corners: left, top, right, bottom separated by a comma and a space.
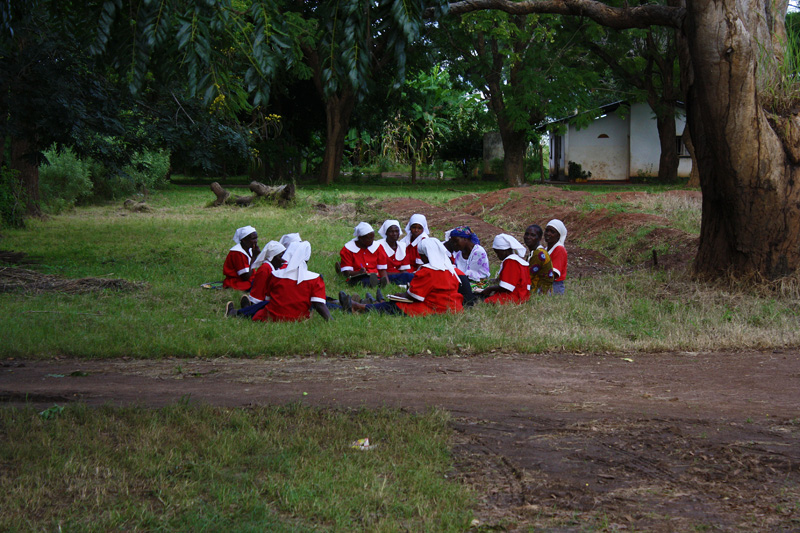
449, 225, 480, 245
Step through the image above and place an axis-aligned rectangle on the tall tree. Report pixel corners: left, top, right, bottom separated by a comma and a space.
577, 20, 683, 182
435, 11, 600, 186
446, 0, 800, 281
286, 0, 449, 184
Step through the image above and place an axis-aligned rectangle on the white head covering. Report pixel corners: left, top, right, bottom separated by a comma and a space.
401, 214, 430, 245
418, 238, 458, 278
251, 240, 285, 270
271, 241, 318, 284
378, 219, 403, 239
353, 222, 375, 238
279, 233, 301, 248
233, 226, 257, 244
546, 219, 568, 251
492, 234, 527, 258
444, 229, 453, 242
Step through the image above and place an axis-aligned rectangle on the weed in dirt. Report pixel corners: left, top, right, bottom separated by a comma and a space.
0, 403, 472, 531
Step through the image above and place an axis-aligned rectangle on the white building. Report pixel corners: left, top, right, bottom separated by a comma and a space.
548, 101, 692, 181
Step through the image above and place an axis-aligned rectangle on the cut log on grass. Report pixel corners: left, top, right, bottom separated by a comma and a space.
210, 181, 295, 207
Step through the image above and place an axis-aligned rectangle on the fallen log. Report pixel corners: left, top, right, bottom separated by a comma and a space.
210, 181, 295, 207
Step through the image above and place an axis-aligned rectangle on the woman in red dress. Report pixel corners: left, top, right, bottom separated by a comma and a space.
480, 234, 531, 304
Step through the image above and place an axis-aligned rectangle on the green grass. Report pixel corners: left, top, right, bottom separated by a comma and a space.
1, 184, 798, 358
0, 402, 472, 531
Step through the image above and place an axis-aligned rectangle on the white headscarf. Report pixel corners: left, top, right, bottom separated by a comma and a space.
444, 229, 453, 242
492, 234, 527, 258
353, 222, 375, 238
418, 238, 458, 278
251, 240, 285, 270
378, 219, 403, 239
233, 226, 256, 244
271, 241, 318, 284
279, 233, 301, 248
401, 214, 429, 245
546, 219, 568, 252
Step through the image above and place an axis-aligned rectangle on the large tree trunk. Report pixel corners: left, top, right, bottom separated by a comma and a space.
654, 110, 679, 182
498, 125, 527, 187
10, 138, 41, 216
680, 0, 797, 279
319, 89, 356, 185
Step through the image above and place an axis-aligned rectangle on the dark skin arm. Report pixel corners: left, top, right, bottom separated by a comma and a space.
312, 301, 331, 321
479, 284, 509, 298
343, 267, 368, 278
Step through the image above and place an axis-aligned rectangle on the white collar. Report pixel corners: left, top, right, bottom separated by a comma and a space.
344, 240, 381, 254
402, 233, 427, 247
378, 239, 406, 260
503, 254, 529, 267
229, 243, 251, 260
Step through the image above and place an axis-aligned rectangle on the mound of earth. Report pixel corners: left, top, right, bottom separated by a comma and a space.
379, 186, 699, 276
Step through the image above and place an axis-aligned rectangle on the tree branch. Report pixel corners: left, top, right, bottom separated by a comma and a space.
443, 0, 684, 29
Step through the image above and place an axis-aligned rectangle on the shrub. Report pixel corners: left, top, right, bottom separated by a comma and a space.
122, 149, 170, 192
568, 161, 592, 181
38, 146, 93, 213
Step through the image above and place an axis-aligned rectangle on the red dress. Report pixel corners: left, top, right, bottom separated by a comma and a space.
249, 263, 275, 302
485, 256, 531, 304
396, 268, 463, 316
339, 241, 388, 274
378, 240, 412, 274
222, 244, 252, 290
549, 244, 568, 282
404, 235, 426, 272
252, 275, 327, 322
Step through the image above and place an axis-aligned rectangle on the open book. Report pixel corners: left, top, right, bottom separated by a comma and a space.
387, 294, 415, 303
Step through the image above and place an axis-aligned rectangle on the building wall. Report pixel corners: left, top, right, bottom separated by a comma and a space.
565, 112, 630, 181
629, 102, 692, 178
549, 102, 693, 181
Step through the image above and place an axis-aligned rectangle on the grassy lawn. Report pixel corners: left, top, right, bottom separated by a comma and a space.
1, 181, 799, 358
0, 403, 471, 531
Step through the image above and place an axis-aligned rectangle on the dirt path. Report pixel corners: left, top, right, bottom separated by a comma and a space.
3, 350, 799, 531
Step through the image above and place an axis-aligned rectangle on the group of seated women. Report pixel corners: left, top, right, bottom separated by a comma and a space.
221, 214, 568, 322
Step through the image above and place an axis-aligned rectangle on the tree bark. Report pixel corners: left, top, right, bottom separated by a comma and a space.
499, 125, 527, 186
10, 138, 41, 216
680, 0, 797, 279
318, 89, 356, 185
654, 110, 679, 182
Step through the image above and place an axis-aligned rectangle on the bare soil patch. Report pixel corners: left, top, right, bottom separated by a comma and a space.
380, 186, 700, 277
2, 350, 799, 531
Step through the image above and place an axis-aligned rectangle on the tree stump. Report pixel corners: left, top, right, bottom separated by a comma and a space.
210, 181, 295, 207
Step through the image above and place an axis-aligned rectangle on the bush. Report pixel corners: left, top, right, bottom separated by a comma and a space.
568, 161, 592, 181
87, 149, 171, 200
38, 146, 93, 213
0, 166, 26, 228
122, 149, 170, 192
